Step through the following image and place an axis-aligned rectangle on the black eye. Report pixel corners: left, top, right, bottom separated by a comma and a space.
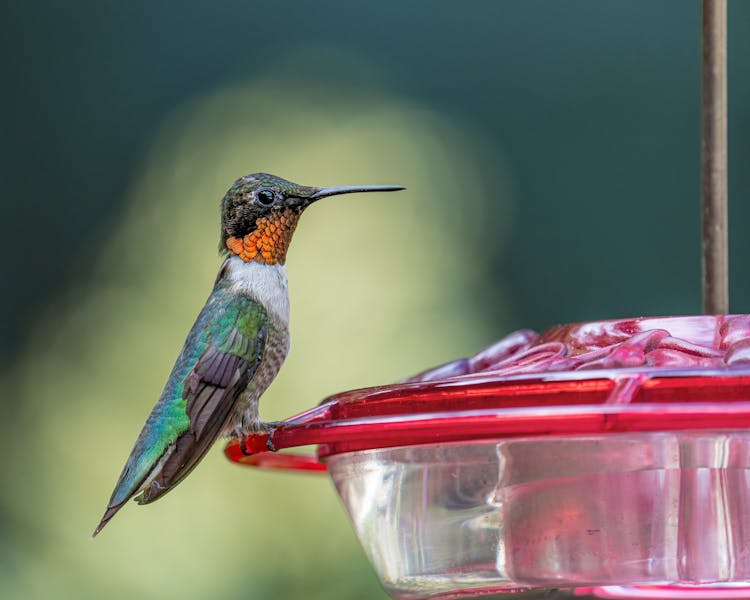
256, 189, 276, 206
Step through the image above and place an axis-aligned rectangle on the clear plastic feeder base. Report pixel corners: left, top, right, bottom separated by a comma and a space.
329, 433, 750, 599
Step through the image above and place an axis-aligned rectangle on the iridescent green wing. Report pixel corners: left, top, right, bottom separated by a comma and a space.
95, 291, 267, 535
137, 296, 268, 504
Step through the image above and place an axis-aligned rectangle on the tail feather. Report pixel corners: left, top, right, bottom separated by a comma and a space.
92, 502, 127, 538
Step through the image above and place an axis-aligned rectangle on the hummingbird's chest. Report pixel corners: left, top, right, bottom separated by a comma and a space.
249, 323, 290, 397
224, 319, 289, 435
222, 256, 292, 432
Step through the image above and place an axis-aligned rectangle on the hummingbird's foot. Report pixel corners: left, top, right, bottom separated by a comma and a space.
238, 420, 283, 454
238, 435, 276, 454
259, 421, 283, 452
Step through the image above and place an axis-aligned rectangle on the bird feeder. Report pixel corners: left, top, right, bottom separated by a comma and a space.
227, 316, 750, 599
227, 2, 743, 598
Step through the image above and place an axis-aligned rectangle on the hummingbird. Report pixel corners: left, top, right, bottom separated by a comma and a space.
93, 172, 404, 536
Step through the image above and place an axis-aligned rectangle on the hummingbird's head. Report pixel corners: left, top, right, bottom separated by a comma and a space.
220, 172, 404, 265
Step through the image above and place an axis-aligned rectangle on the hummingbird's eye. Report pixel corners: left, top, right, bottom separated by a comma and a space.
256, 189, 276, 207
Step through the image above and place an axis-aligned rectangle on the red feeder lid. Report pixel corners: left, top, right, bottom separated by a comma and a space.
225, 315, 750, 472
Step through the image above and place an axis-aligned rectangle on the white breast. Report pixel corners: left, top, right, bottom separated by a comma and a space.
223, 255, 290, 326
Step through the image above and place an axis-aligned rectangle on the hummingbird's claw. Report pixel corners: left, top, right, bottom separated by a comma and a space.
239, 421, 282, 454
261, 420, 283, 452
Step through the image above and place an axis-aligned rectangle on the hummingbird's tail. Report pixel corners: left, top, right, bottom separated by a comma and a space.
92, 502, 126, 537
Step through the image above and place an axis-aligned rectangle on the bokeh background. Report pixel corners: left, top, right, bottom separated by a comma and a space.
1, 1, 749, 598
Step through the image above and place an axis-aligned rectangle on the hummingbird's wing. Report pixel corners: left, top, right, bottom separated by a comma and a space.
93, 291, 267, 536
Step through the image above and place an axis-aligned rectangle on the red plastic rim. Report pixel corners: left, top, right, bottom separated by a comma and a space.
225, 369, 750, 471
225, 315, 750, 472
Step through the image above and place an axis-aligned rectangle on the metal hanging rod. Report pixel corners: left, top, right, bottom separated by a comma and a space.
701, 0, 728, 314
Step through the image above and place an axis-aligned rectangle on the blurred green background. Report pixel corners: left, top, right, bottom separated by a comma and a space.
1, 1, 749, 599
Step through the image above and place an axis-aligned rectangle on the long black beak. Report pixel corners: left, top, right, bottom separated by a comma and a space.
309, 184, 405, 200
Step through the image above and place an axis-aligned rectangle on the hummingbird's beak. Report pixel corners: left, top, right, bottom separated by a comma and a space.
308, 184, 405, 201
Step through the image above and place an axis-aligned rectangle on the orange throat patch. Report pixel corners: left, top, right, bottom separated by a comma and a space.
226, 209, 301, 265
